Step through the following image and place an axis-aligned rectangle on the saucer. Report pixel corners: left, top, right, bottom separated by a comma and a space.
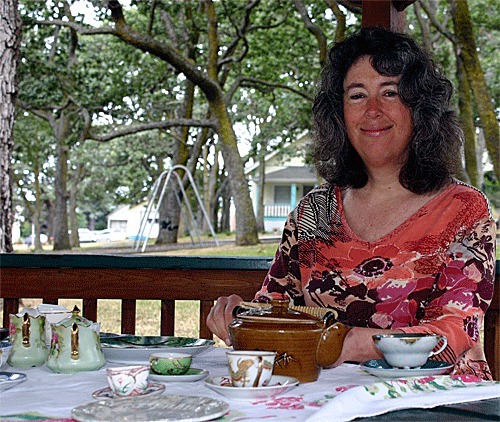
362, 359, 453, 378
0, 372, 27, 392
204, 375, 298, 401
149, 368, 209, 383
92, 382, 165, 399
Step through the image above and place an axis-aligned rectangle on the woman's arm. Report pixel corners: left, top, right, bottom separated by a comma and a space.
398, 217, 496, 364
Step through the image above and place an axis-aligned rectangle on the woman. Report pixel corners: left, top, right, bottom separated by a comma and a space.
207, 28, 496, 380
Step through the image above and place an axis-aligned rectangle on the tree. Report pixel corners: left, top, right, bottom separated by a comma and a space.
12, 0, 498, 252
450, 0, 499, 181
0, 0, 22, 253
412, 0, 499, 187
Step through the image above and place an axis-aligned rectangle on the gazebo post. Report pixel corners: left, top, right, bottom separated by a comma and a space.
362, 0, 405, 32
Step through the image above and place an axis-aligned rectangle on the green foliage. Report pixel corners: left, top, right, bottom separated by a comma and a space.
12, 0, 498, 242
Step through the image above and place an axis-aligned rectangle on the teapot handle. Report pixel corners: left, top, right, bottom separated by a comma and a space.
316, 322, 351, 367
71, 323, 79, 360
22, 313, 31, 347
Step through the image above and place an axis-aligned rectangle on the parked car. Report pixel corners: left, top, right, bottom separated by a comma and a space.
24, 233, 48, 246
94, 229, 124, 242
77, 228, 97, 242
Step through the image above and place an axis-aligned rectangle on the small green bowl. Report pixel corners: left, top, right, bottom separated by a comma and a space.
149, 352, 192, 375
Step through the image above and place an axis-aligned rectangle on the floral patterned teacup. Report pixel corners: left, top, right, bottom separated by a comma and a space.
106, 365, 149, 397
227, 350, 276, 388
372, 333, 448, 369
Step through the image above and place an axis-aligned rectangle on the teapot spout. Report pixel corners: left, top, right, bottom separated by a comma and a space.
316, 323, 351, 367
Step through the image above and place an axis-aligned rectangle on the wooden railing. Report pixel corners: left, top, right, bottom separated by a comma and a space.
0, 254, 498, 380
0, 254, 271, 340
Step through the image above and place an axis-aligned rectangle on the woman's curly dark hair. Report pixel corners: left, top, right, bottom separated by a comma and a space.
312, 28, 463, 194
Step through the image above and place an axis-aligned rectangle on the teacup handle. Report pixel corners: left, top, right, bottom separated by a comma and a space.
253, 356, 264, 388
429, 336, 447, 357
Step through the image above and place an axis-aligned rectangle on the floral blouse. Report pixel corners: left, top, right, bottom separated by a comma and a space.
255, 180, 496, 380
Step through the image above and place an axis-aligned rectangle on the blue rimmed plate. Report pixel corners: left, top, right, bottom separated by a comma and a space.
362, 359, 453, 378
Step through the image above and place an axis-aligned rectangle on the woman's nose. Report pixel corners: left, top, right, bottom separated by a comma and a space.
364, 97, 382, 117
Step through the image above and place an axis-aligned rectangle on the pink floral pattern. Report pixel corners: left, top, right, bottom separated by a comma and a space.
256, 181, 496, 380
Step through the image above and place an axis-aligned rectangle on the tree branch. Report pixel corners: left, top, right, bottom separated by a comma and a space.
35, 19, 116, 35
417, 0, 455, 42
160, 10, 179, 48
292, 0, 327, 67
204, 0, 219, 81
229, 76, 314, 102
218, 0, 259, 69
37, 3, 222, 101
324, 0, 346, 42
147, 0, 158, 37
87, 119, 218, 142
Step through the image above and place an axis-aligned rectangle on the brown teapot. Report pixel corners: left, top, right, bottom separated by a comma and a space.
228, 298, 350, 383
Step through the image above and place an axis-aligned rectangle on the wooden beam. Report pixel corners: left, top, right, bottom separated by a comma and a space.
362, 0, 405, 32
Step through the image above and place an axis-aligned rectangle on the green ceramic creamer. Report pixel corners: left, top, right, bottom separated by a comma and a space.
46, 306, 105, 373
8, 310, 48, 367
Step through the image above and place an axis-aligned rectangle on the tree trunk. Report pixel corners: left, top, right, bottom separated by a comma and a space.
207, 149, 219, 233
157, 81, 194, 245
209, 97, 258, 245
450, 0, 499, 181
0, 0, 21, 253
256, 158, 265, 233
68, 166, 81, 247
456, 56, 477, 186
33, 163, 43, 251
52, 114, 71, 250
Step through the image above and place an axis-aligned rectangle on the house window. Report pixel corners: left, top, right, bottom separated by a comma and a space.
274, 185, 291, 204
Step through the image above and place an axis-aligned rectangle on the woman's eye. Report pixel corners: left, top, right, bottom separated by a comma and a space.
383, 90, 398, 97
349, 93, 365, 100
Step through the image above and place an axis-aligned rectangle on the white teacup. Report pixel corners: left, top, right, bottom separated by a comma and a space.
226, 350, 276, 388
372, 333, 447, 369
106, 365, 149, 397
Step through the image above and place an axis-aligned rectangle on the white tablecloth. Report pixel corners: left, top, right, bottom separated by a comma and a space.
1, 346, 499, 421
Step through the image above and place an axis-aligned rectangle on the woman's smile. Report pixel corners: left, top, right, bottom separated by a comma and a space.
343, 56, 413, 167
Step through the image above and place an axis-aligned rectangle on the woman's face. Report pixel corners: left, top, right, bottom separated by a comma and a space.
343, 56, 413, 172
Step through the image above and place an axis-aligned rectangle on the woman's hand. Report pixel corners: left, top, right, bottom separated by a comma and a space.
206, 294, 243, 346
331, 327, 403, 366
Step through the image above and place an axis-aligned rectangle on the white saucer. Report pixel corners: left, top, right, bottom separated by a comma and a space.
92, 382, 165, 399
204, 375, 299, 401
149, 368, 209, 383
362, 359, 453, 378
0, 372, 27, 392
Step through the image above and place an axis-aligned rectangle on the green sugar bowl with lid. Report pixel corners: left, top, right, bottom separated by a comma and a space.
46, 306, 105, 373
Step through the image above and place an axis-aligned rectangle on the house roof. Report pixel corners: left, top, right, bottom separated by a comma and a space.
259, 166, 317, 183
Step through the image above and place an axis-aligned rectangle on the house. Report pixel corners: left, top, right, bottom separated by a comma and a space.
107, 203, 159, 239
246, 134, 319, 233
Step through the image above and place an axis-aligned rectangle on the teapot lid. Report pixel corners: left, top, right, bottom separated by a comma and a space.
55, 306, 93, 328
234, 298, 323, 325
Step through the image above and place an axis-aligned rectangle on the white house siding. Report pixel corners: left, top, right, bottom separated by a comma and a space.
107, 203, 159, 239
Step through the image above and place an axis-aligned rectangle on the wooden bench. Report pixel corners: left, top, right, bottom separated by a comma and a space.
1, 254, 498, 380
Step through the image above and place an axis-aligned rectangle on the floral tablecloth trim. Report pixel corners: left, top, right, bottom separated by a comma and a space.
0, 412, 74, 422
306, 375, 500, 422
